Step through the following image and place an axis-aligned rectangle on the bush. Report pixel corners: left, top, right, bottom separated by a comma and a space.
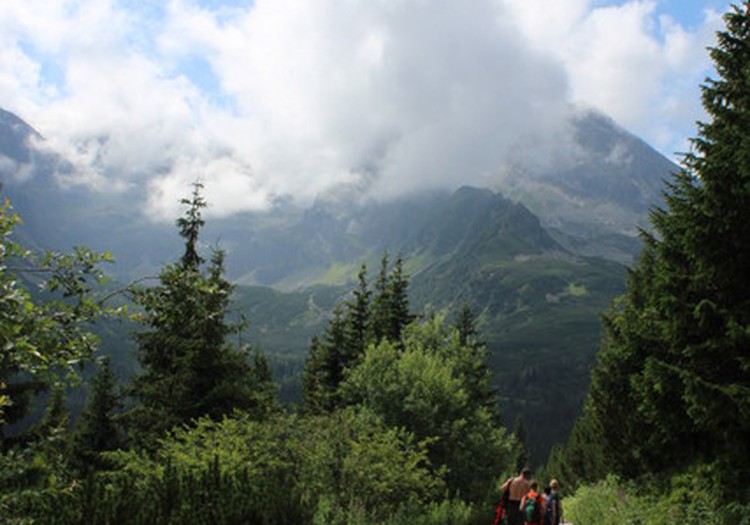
566, 464, 750, 525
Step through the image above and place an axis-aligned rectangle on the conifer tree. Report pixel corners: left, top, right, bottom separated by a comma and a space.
344, 264, 371, 365
581, 3, 750, 480
370, 252, 392, 343
247, 348, 279, 418
35, 382, 69, 439
452, 304, 498, 421
70, 357, 122, 472
301, 307, 347, 413
454, 303, 478, 347
371, 252, 413, 345
386, 254, 413, 343
128, 183, 262, 444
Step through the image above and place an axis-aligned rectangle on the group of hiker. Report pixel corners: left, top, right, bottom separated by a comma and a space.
494, 468, 563, 525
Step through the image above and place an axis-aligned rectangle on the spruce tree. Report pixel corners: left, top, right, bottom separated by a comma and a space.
128, 183, 261, 444
371, 252, 413, 345
452, 304, 498, 421
386, 254, 413, 343
581, 3, 750, 480
301, 307, 347, 413
454, 303, 478, 347
344, 264, 371, 365
370, 252, 392, 343
70, 357, 122, 472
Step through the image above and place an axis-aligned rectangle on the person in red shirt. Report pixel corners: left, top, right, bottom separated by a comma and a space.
519, 480, 547, 525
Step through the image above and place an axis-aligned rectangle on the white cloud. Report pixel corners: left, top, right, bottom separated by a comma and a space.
504, 0, 724, 156
0, 0, 730, 220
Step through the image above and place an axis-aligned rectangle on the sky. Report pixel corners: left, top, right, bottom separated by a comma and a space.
0, 0, 733, 220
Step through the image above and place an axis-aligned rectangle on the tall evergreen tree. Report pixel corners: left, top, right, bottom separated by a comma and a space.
301, 306, 347, 414
128, 183, 262, 444
371, 252, 413, 345
451, 304, 498, 421
386, 254, 413, 343
370, 252, 392, 343
70, 357, 122, 472
454, 303, 478, 347
580, 3, 750, 481
344, 264, 371, 365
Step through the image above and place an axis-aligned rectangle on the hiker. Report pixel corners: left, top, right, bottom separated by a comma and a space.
519, 480, 546, 525
547, 479, 563, 525
493, 475, 514, 525
506, 467, 532, 525
542, 486, 552, 525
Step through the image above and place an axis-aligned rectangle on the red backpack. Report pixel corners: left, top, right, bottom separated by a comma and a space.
493, 477, 514, 525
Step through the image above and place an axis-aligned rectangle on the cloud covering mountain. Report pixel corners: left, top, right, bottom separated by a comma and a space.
0, 0, 724, 220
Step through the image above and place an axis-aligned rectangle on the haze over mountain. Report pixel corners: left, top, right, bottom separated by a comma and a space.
0, 106, 674, 458
1, 106, 676, 280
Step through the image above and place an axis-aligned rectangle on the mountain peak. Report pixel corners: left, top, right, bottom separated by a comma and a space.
0, 108, 41, 163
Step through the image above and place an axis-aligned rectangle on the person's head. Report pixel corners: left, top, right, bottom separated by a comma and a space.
529, 480, 539, 492
521, 467, 532, 480
550, 479, 559, 491
544, 486, 551, 495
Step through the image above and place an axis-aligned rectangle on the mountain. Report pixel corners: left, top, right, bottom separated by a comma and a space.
496, 110, 677, 262
0, 107, 668, 459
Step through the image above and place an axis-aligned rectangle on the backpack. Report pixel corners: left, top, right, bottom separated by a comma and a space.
547, 492, 560, 524
543, 495, 553, 525
522, 496, 541, 525
493, 478, 514, 525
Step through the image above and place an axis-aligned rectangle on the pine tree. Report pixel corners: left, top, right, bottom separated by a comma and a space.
344, 264, 371, 365
301, 307, 347, 414
454, 303, 478, 347
452, 303, 498, 422
370, 252, 392, 343
581, 3, 750, 480
370, 252, 413, 345
386, 254, 413, 343
35, 382, 69, 438
128, 184, 262, 444
70, 357, 122, 472
247, 348, 279, 419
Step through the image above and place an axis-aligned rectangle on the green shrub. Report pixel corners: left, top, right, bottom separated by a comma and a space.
566, 464, 749, 525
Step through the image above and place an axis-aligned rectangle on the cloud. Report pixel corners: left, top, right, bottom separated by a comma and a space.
0, 0, 728, 220
504, 0, 724, 155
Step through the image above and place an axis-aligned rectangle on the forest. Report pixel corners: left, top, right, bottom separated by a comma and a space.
2, 3, 750, 525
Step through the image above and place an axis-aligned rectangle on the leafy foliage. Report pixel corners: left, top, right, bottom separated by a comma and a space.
0, 196, 115, 430
565, 465, 750, 525
341, 315, 512, 501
